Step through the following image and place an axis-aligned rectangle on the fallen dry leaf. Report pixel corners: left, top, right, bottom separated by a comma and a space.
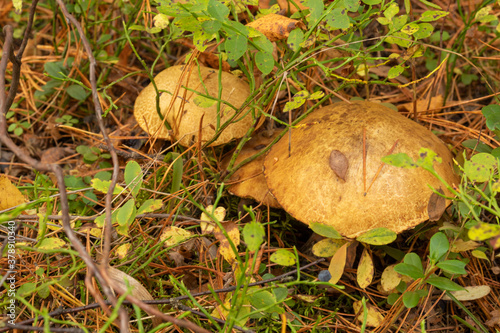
246, 13, 305, 42
443, 285, 491, 301
427, 188, 446, 221
353, 300, 384, 327
398, 95, 445, 113
200, 205, 227, 234
451, 239, 480, 253
214, 221, 240, 264
0, 174, 26, 211
329, 150, 349, 181
357, 248, 374, 289
40, 147, 74, 164
328, 243, 347, 284
380, 264, 402, 293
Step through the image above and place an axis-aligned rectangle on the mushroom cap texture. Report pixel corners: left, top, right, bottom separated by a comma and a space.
223, 129, 282, 208
264, 101, 459, 238
134, 65, 255, 146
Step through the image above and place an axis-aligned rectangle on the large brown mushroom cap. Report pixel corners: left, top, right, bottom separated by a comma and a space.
223, 129, 281, 208
264, 101, 459, 238
134, 65, 255, 147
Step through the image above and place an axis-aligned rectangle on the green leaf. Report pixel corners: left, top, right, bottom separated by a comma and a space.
207, 0, 229, 21
402, 291, 421, 308
413, 23, 434, 39
401, 23, 419, 35
392, 15, 408, 32
287, 28, 304, 52
420, 10, 448, 22
326, 8, 350, 30
384, 3, 399, 20
386, 32, 412, 48
356, 228, 397, 245
194, 29, 215, 52
202, 20, 222, 34
344, 0, 360, 12
463, 152, 496, 183
429, 232, 449, 263
137, 199, 163, 215
243, 221, 266, 252
170, 152, 184, 198
38, 237, 66, 250
272, 287, 288, 302
308, 0, 324, 24
225, 34, 247, 62
66, 85, 87, 101
426, 276, 464, 291
388, 65, 405, 79
18, 283, 36, 297
270, 249, 296, 266
482, 104, 500, 131
416, 148, 442, 172
253, 35, 274, 54
394, 263, 424, 279
418, 0, 442, 9
309, 91, 325, 100
44, 61, 68, 79
404, 253, 424, 272
362, 0, 381, 4
38, 285, 51, 299
117, 199, 136, 227
248, 290, 284, 314
124, 161, 143, 197
436, 260, 467, 275
309, 222, 342, 239
255, 51, 274, 75
193, 94, 217, 108
90, 178, 125, 195
382, 153, 417, 168
283, 90, 309, 112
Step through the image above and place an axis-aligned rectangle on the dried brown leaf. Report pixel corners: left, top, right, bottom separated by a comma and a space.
357, 248, 374, 289
329, 150, 349, 181
246, 14, 305, 42
427, 188, 446, 221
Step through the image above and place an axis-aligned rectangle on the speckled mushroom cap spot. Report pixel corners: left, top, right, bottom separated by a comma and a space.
134, 65, 255, 147
263, 101, 459, 238
222, 129, 282, 208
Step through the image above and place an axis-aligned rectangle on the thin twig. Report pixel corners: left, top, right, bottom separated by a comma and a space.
0, 258, 325, 332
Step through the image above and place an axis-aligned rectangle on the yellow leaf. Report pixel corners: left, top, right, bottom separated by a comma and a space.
0, 175, 26, 211
214, 221, 240, 264
357, 248, 374, 289
312, 238, 347, 257
380, 264, 402, 292
115, 243, 131, 259
38, 238, 66, 250
328, 243, 348, 284
450, 239, 480, 253
160, 226, 192, 248
353, 300, 384, 327
443, 285, 491, 301
200, 205, 226, 234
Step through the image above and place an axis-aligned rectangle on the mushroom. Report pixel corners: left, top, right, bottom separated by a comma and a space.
223, 129, 281, 208
134, 65, 256, 147
263, 101, 459, 238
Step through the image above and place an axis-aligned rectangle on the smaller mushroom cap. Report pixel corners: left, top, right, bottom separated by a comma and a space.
223, 129, 282, 208
134, 65, 256, 147
264, 101, 459, 238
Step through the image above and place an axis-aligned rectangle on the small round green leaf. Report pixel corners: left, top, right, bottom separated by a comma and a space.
270, 249, 296, 266
243, 221, 266, 252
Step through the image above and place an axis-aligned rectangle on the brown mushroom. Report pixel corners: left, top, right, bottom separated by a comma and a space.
223, 129, 282, 208
134, 65, 256, 147
264, 101, 459, 238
